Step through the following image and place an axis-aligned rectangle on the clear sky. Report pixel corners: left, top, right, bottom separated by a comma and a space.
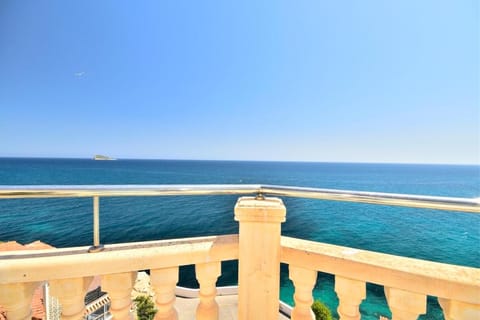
1, 1, 478, 164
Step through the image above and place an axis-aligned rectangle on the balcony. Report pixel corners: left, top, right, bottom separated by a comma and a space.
0, 185, 479, 320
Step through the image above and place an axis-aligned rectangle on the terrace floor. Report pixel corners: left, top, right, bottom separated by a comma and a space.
132, 271, 290, 320
174, 296, 290, 320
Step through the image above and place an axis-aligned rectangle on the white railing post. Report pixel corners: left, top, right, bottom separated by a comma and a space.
234, 196, 286, 320
89, 196, 104, 252
93, 196, 100, 247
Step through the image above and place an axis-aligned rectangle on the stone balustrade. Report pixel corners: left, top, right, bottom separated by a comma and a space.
0, 235, 238, 320
281, 236, 480, 320
0, 196, 479, 320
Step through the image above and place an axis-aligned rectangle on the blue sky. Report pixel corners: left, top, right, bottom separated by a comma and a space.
0, 1, 478, 164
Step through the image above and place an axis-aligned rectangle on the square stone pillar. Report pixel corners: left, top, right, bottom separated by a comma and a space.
234, 196, 286, 320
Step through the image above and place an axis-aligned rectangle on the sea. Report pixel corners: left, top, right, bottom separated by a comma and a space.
0, 158, 479, 319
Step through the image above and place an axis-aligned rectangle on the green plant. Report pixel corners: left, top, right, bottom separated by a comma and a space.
134, 295, 157, 320
311, 300, 333, 320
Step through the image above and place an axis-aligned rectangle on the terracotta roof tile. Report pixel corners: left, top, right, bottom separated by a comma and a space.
31, 286, 45, 320
0, 240, 54, 252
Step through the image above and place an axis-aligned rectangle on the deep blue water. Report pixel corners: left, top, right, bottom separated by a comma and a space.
1, 158, 479, 319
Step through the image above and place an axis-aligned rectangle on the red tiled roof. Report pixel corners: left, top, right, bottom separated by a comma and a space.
31, 286, 44, 320
0, 240, 54, 251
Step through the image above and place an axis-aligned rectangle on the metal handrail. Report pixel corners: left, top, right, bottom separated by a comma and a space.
0, 184, 262, 198
0, 184, 478, 251
0, 184, 478, 212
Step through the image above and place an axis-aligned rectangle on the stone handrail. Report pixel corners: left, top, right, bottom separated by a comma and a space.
0, 235, 238, 284
281, 236, 480, 304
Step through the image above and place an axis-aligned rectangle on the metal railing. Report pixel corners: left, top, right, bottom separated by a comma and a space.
0, 184, 478, 251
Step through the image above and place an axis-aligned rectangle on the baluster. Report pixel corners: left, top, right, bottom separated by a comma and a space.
384, 287, 426, 320
195, 261, 221, 320
334, 276, 366, 320
49, 277, 92, 320
438, 298, 480, 320
102, 272, 136, 320
0, 282, 39, 320
150, 267, 179, 320
289, 265, 317, 320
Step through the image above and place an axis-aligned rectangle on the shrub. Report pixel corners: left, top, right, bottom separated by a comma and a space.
134, 295, 157, 320
311, 300, 333, 320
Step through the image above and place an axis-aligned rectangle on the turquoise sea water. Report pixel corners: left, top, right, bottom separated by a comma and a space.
1, 158, 479, 319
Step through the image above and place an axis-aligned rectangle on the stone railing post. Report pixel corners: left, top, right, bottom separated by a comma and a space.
102, 272, 136, 320
151, 267, 179, 320
335, 276, 366, 320
0, 282, 39, 320
234, 196, 286, 320
289, 266, 317, 320
49, 277, 93, 320
195, 261, 221, 320
438, 298, 480, 320
384, 287, 426, 320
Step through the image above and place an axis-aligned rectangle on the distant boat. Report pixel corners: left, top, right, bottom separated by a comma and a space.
93, 155, 116, 161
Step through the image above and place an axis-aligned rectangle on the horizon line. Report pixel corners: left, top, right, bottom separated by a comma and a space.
0, 156, 478, 166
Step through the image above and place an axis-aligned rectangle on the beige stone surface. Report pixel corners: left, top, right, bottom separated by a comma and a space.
0, 241, 53, 320
281, 236, 480, 305
289, 266, 316, 320
235, 197, 286, 320
102, 272, 136, 320
50, 277, 93, 320
0, 235, 238, 284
